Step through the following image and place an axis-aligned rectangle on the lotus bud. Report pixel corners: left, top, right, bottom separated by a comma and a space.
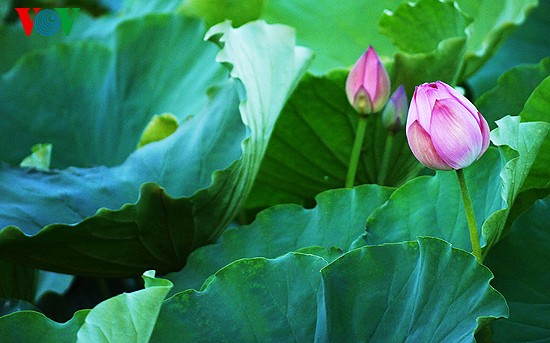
345, 46, 390, 115
382, 85, 407, 132
406, 81, 490, 170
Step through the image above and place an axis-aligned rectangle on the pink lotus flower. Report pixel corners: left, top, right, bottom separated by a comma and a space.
345, 46, 390, 115
406, 81, 490, 170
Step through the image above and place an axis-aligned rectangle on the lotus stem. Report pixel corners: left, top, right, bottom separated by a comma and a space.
345, 116, 368, 188
456, 169, 483, 262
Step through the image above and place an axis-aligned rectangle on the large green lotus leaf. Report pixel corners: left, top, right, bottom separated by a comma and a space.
0, 80, 242, 275
0, 0, 185, 75
363, 116, 548, 254
379, 0, 470, 93
245, 70, 420, 209
261, 0, 404, 72
0, 18, 73, 75
0, 1, 8, 19
122, 0, 181, 16
0, 263, 72, 307
0, 20, 312, 276
264, 0, 536, 75
392, 37, 467, 95
0, 270, 172, 343
486, 197, 550, 342
469, 1, 550, 97
364, 149, 501, 251
179, 0, 537, 79
485, 116, 549, 251
151, 253, 326, 342
319, 237, 508, 341
474, 59, 550, 225
517, 75, 550, 190
0, 14, 225, 168
0, 311, 88, 343
179, 0, 400, 71
457, 0, 538, 80
476, 57, 550, 129
168, 184, 393, 293
0, 260, 36, 302
76, 270, 172, 342
0, 161, 71, 312
1, 0, 123, 17
380, 0, 470, 54
34, 271, 74, 302
179, 0, 264, 27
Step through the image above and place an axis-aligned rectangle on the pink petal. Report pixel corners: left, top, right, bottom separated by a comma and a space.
345, 50, 368, 105
435, 81, 480, 124
478, 112, 490, 156
363, 47, 390, 112
412, 85, 434, 131
430, 81, 453, 100
363, 47, 378, 97
406, 86, 420, 131
407, 120, 452, 170
430, 99, 483, 169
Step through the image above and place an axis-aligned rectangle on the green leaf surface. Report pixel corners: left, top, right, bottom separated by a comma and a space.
486, 116, 549, 250
476, 57, 550, 128
364, 116, 548, 254
295, 246, 343, 264
0, 80, 244, 275
183, 0, 536, 78
0, 299, 38, 317
380, 0, 470, 93
518, 75, 550, 190
0, 20, 312, 276
393, 37, 468, 95
380, 0, 471, 54
0, 262, 73, 305
137, 113, 179, 149
120, 0, 182, 17
486, 197, 550, 342
268, 0, 535, 76
179, 0, 264, 27
0, 310, 88, 343
152, 253, 327, 342
34, 271, 74, 302
262, 0, 402, 72
0, 14, 225, 168
0, 1, 9, 20
246, 70, 420, 209
76, 271, 172, 343
0, 260, 36, 302
20, 144, 52, 171
364, 149, 503, 251
0, 1, 182, 76
468, 0, 550, 97
319, 237, 508, 341
458, 0, 539, 80
0, 270, 172, 343
168, 184, 393, 293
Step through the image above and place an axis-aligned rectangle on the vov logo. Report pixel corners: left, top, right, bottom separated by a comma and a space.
15, 8, 80, 36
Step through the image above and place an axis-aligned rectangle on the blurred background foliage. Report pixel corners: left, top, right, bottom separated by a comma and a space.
0, 0, 548, 333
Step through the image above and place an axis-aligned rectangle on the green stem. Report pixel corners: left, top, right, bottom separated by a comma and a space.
378, 131, 394, 185
455, 169, 483, 262
345, 116, 368, 188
